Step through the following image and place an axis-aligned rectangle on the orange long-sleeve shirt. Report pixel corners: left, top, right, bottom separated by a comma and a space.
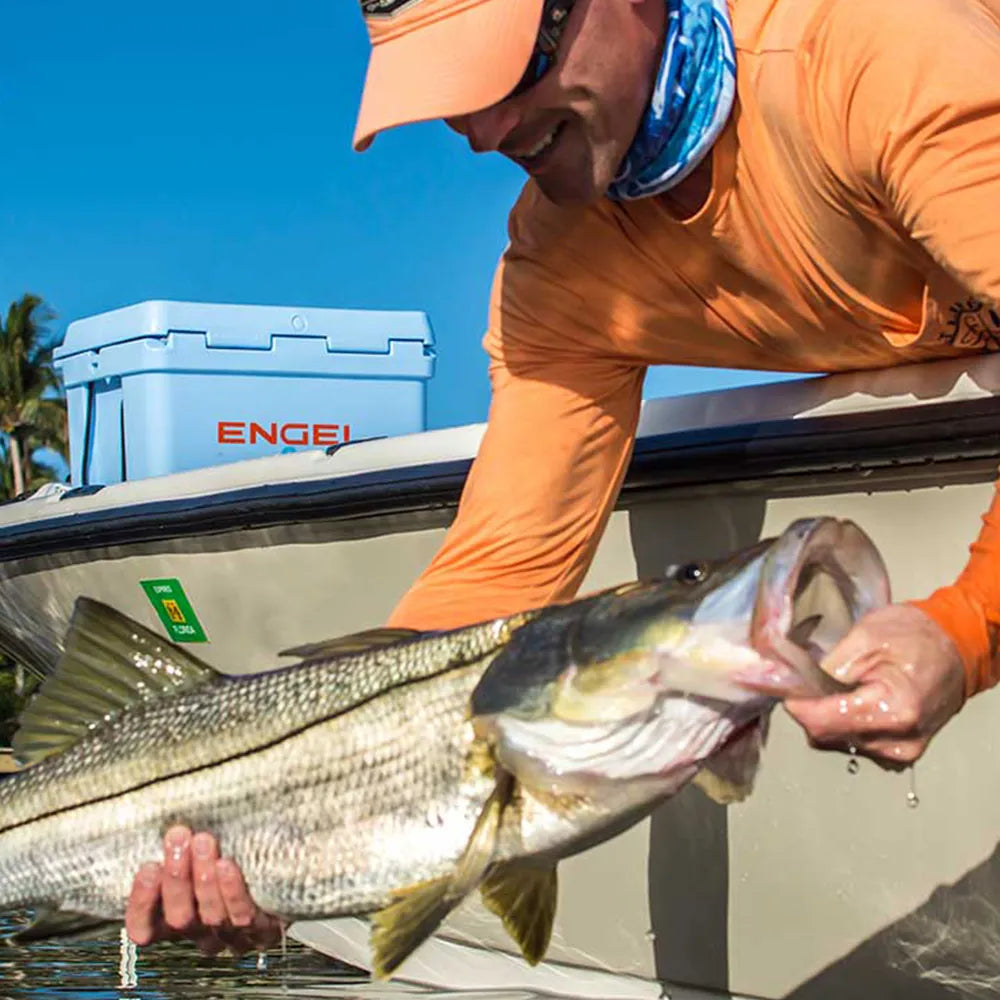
389, 0, 1000, 694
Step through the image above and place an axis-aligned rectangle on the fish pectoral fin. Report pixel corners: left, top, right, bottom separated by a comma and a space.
13, 597, 220, 767
692, 717, 769, 806
691, 768, 748, 806
479, 863, 558, 965
9, 907, 119, 944
278, 628, 421, 660
371, 773, 513, 979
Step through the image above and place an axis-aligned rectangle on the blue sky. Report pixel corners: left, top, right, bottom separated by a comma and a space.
0, 0, 797, 433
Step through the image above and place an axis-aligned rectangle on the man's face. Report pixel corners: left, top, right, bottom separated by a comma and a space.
446, 0, 666, 206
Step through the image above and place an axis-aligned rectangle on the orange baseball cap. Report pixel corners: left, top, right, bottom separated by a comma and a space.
354, 0, 546, 151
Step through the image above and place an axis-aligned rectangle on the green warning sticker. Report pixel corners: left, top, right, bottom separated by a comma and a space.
140, 578, 208, 643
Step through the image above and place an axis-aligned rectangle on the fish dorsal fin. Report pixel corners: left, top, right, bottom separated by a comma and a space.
480, 863, 558, 965
278, 627, 420, 661
13, 597, 219, 767
370, 772, 513, 979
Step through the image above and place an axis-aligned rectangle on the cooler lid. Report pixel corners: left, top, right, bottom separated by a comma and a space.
55, 300, 435, 358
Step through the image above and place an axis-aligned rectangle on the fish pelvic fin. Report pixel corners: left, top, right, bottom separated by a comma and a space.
692, 717, 769, 805
7, 907, 119, 944
13, 597, 220, 767
370, 771, 513, 979
480, 863, 558, 965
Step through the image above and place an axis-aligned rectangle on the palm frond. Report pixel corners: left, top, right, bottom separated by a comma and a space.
0, 294, 67, 495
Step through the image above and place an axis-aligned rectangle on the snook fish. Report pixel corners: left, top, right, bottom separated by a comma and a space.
0, 517, 888, 976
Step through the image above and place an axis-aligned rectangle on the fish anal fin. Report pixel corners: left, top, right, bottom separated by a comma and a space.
8, 907, 119, 944
278, 628, 421, 661
480, 863, 558, 965
13, 597, 220, 767
371, 773, 513, 978
370, 875, 459, 979
693, 717, 769, 805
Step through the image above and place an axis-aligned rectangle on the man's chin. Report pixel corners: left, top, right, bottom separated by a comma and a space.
531, 170, 605, 207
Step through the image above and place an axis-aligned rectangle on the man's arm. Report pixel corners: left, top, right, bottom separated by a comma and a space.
838, 0, 1000, 693
833, 0, 1000, 688
787, 0, 1000, 758
389, 313, 646, 630
915, 489, 1000, 697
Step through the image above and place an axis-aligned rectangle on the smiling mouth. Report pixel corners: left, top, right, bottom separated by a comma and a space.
509, 122, 566, 169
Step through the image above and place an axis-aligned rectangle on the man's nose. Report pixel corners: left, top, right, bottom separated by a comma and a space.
446, 102, 522, 153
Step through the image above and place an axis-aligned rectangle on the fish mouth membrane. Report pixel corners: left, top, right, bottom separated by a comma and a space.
757, 518, 891, 676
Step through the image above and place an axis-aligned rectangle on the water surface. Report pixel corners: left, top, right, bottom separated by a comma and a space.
0, 915, 540, 1000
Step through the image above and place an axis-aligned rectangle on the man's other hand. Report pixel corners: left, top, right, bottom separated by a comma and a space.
124, 826, 285, 955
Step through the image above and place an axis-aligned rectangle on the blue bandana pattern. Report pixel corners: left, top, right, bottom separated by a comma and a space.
607, 0, 736, 201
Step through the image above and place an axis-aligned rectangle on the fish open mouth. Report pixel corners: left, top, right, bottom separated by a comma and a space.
745, 518, 891, 697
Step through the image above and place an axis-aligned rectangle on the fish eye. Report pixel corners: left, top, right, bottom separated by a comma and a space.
673, 561, 709, 585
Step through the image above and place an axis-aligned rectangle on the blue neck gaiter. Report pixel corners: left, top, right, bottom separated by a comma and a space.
607, 0, 736, 202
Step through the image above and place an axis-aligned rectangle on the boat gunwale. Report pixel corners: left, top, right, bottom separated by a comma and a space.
0, 395, 997, 561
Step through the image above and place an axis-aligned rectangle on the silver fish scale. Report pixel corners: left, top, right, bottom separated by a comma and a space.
0, 664, 496, 919
0, 615, 530, 832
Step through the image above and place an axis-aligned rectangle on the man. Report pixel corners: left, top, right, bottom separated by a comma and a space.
126, 0, 1000, 951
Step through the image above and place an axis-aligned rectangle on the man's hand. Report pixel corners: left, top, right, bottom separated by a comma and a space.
125, 826, 285, 955
785, 604, 965, 768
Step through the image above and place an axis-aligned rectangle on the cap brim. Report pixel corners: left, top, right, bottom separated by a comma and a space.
354, 0, 545, 151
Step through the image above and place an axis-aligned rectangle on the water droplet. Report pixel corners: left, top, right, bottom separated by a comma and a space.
645, 929, 656, 942
847, 758, 860, 775
256, 951, 268, 971
906, 768, 919, 809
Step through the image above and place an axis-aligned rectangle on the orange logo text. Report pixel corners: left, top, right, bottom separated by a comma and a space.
216, 422, 352, 446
